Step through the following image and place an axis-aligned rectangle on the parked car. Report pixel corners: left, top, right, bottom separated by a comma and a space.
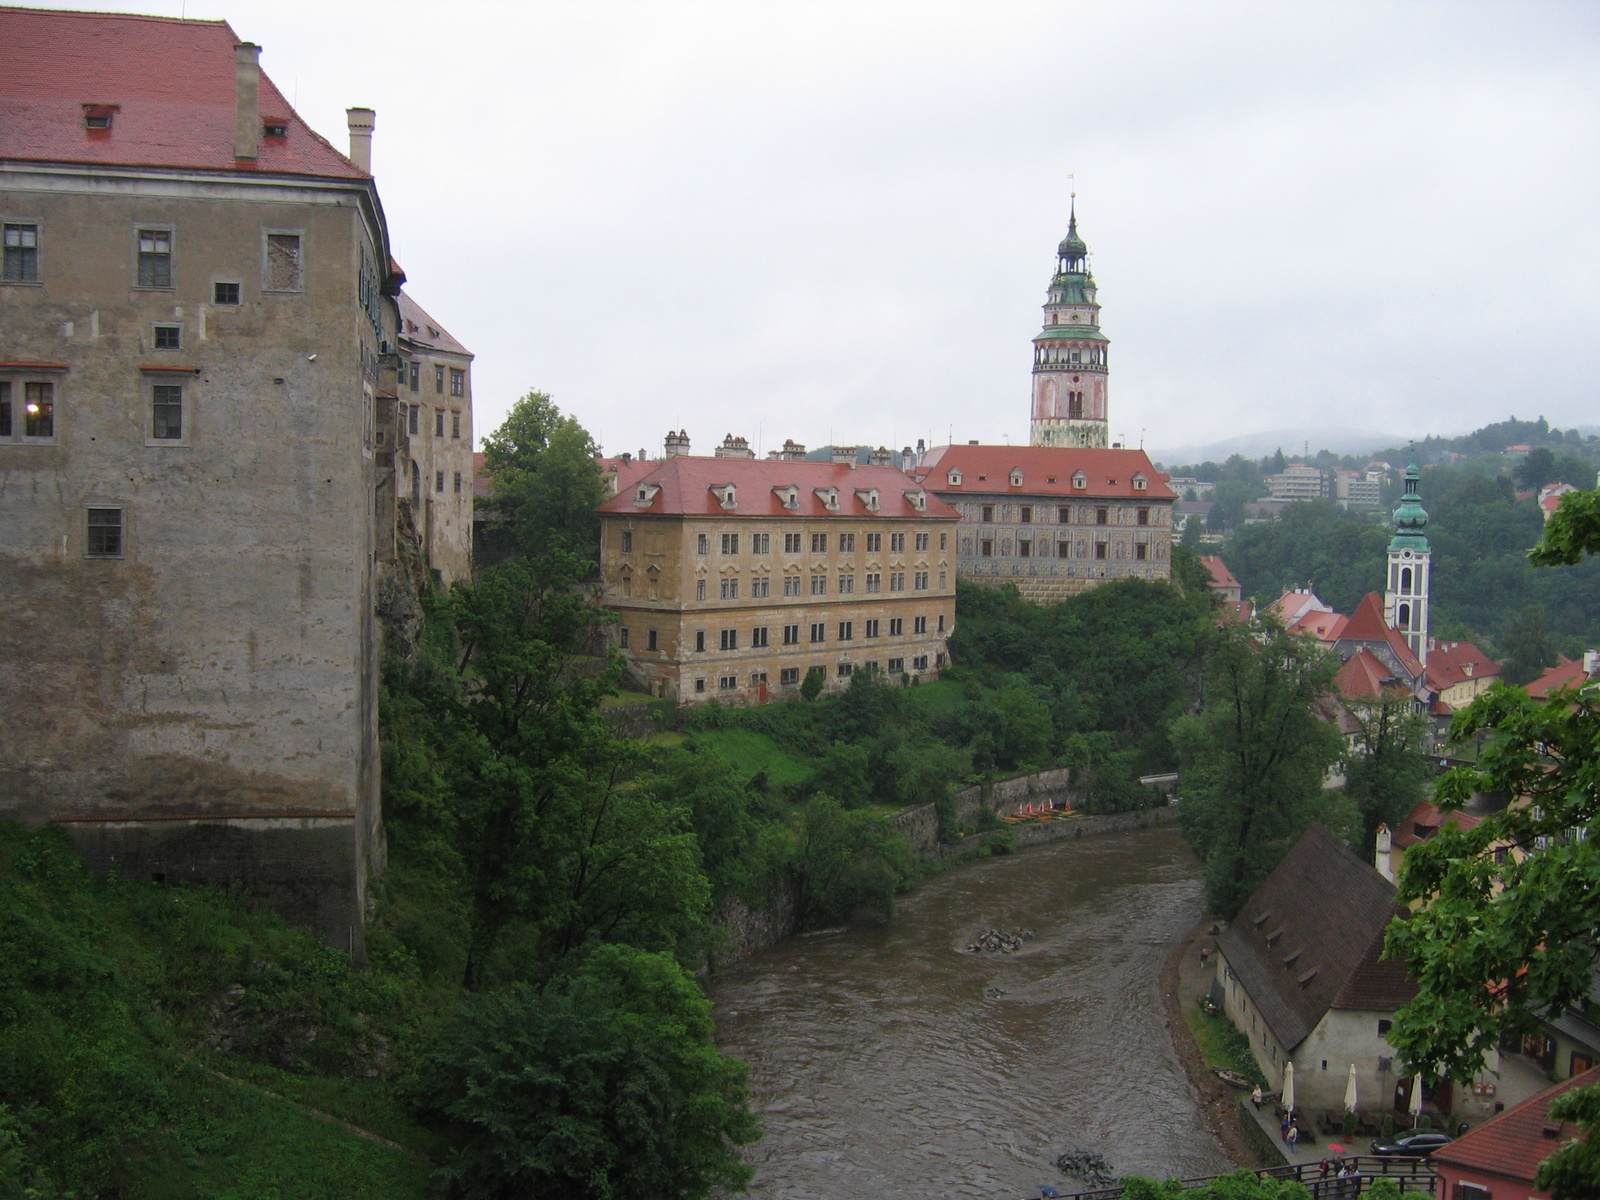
1369, 1130, 1454, 1158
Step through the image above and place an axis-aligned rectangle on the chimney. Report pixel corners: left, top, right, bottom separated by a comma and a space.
346, 107, 375, 173
1584, 649, 1599, 677
233, 43, 261, 162
831, 445, 857, 467
869, 446, 892, 466
715, 433, 754, 459
1375, 824, 1393, 883
781, 439, 806, 462
664, 429, 690, 458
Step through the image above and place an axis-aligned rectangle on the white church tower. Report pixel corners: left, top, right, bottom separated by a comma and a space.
1029, 199, 1110, 448
1384, 455, 1431, 667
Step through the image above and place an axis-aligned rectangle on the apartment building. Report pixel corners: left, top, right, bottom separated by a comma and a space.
913, 444, 1176, 604
395, 292, 474, 584
596, 447, 958, 703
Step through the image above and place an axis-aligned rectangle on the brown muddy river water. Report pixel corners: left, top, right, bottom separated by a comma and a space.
711, 825, 1231, 1198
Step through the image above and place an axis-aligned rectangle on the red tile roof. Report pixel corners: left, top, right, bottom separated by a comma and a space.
0, 8, 364, 179
1335, 648, 1406, 701
1431, 1064, 1600, 1184
1290, 609, 1348, 642
1424, 640, 1500, 694
1527, 656, 1591, 700
597, 455, 958, 521
914, 445, 1176, 500
1199, 555, 1241, 591
397, 293, 472, 358
1339, 592, 1424, 679
1268, 589, 1333, 627
1390, 799, 1482, 849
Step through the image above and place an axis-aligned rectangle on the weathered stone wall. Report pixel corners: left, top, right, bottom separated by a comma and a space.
710, 885, 801, 965
893, 766, 1087, 856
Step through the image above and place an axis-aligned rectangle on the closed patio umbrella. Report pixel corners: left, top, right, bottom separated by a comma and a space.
1344, 1063, 1358, 1113
1410, 1073, 1425, 1127
1282, 1060, 1296, 1113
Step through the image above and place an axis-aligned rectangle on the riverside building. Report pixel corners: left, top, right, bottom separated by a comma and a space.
596, 436, 959, 704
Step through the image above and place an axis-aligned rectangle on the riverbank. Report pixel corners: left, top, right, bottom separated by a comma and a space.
1160, 920, 1272, 1171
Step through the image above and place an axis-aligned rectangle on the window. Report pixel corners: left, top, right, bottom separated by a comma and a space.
435, 409, 445, 437
451, 411, 461, 439
889, 617, 904, 636
697, 533, 710, 555
1452, 1185, 1492, 1200
1137, 507, 1150, 526
810, 622, 826, 644
865, 573, 881, 593
914, 571, 929, 590
401, 403, 416, 436
696, 580, 707, 601
837, 663, 853, 677
888, 657, 904, 674
409, 363, 420, 391
453, 472, 462, 494
1377, 1020, 1393, 1036
913, 616, 928, 634
784, 576, 801, 597
435, 470, 445, 493
839, 532, 856, 552
1018, 539, 1031, 558
752, 626, 769, 648
1095, 542, 1108, 560
3, 224, 39, 282
889, 572, 905, 592
1057, 541, 1070, 558
937, 614, 945, 631
695, 678, 707, 693
783, 624, 800, 646
865, 618, 880, 638
810, 575, 826, 595
838, 574, 854, 594
136, 229, 172, 288
890, 532, 906, 552
866, 532, 882, 553
695, 631, 706, 652
1073, 473, 1087, 491
450, 369, 465, 397
1135, 543, 1147, 560
1018, 507, 1032, 525
151, 384, 183, 439
940, 532, 947, 550
721, 533, 740, 555
622, 531, 634, 553
720, 629, 738, 650
212, 280, 240, 305
1096, 507, 1109, 525
265, 232, 302, 291
752, 533, 770, 554
938, 571, 947, 588
980, 539, 993, 557
720, 579, 739, 600
912, 654, 929, 671
720, 676, 738, 690
85, 507, 123, 557
0, 382, 8, 437
647, 629, 658, 651
780, 667, 800, 685
751, 577, 770, 598
435, 364, 445, 393
838, 621, 853, 641
1058, 506, 1071, 523
915, 532, 930, 551
23, 382, 54, 438
811, 532, 828, 553
784, 532, 802, 553
619, 627, 630, 649
981, 505, 994, 523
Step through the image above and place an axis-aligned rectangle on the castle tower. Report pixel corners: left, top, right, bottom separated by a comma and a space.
1029, 200, 1109, 448
1384, 455, 1431, 667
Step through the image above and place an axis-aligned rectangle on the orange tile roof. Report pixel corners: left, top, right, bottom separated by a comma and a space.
914, 444, 1176, 500
1424, 639, 1500, 693
1339, 592, 1424, 679
1267, 589, 1332, 626
1334, 648, 1406, 701
1290, 609, 1348, 642
1432, 1064, 1600, 1184
1528, 656, 1591, 700
1199, 555, 1240, 590
0, 7, 364, 179
1390, 799, 1483, 849
598, 455, 958, 521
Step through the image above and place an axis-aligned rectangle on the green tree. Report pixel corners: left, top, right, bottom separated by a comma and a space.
480, 391, 607, 560
1515, 446, 1557, 491
786, 797, 917, 925
1173, 624, 1343, 916
1384, 501, 1600, 1197
1207, 480, 1261, 534
407, 944, 759, 1200
1499, 603, 1559, 685
1342, 694, 1433, 852
1531, 487, 1600, 567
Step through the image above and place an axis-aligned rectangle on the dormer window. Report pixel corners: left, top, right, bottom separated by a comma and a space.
82, 103, 119, 130
903, 489, 927, 512
1010, 469, 1023, 488
633, 482, 662, 508
855, 487, 880, 512
1133, 474, 1148, 491
947, 469, 962, 486
813, 486, 840, 511
1072, 472, 1087, 490
262, 119, 289, 139
773, 485, 800, 510
711, 483, 737, 510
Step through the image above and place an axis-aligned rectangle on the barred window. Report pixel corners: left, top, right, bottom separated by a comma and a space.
214, 281, 241, 305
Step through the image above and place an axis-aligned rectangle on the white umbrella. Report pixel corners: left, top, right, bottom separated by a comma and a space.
1282, 1060, 1296, 1113
1344, 1063, 1359, 1113
1410, 1073, 1426, 1127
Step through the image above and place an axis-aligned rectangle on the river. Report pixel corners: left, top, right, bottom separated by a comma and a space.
711, 825, 1232, 1198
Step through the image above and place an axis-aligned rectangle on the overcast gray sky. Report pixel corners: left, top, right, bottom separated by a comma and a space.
49, 0, 1600, 459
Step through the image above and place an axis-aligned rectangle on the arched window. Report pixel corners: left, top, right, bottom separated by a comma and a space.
1400, 567, 1412, 593
1398, 602, 1411, 629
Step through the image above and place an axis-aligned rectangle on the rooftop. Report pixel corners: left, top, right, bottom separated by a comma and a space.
0, 7, 364, 179
1198, 556, 1241, 591
1431, 1064, 1599, 1183
396, 293, 472, 358
915, 445, 1175, 501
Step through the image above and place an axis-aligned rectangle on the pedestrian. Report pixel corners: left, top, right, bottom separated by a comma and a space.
1251, 1085, 1263, 1110
1287, 1124, 1299, 1153
1319, 1158, 1330, 1179
1281, 1114, 1291, 1141
1200, 946, 1211, 968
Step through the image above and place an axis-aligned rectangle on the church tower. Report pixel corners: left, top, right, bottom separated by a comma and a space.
1029, 201, 1110, 448
1384, 455, 1431, 667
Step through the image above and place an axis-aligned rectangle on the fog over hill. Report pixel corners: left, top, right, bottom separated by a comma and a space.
1148, 428, 1405, 467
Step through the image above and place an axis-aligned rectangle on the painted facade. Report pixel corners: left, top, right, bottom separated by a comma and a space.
1029, 203, 1110, 449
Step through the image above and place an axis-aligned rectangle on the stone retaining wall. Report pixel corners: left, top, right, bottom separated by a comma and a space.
893, 765, 1089, 856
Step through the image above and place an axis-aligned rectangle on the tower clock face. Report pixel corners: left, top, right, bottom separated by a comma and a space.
1071, 313, 1081, 322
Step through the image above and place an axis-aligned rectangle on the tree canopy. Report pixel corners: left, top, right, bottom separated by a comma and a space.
480, 390, 607, 561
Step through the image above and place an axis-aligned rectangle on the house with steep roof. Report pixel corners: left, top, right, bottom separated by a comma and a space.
1431, 1064, 1599, 1200
912, 443, 1176, 604
1374, 800, 1484, 885
1424, 640, 1501, 712
1213, 826, 1419, 1113
1199, 555, 1242, 602
1267, 588, 1335, 629
1527, 654, 1600, 701
596, 435, 958, 703
0, 7, 454, 953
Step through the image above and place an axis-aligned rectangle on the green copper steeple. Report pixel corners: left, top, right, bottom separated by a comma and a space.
1388, 454, 1430, 553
